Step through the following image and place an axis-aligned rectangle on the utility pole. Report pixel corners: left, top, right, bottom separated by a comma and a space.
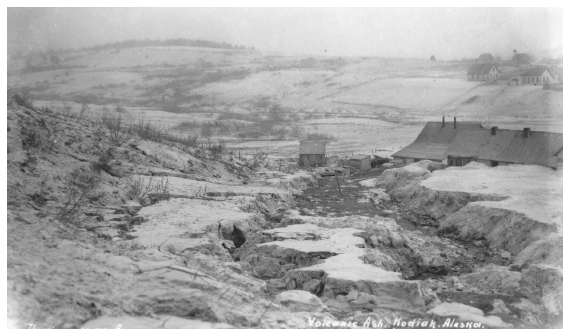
335, 171, 343, 196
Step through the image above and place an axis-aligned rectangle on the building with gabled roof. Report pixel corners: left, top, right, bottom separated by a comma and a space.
446, 127, 563, 169
299, 140, 327, 167
467, 63, 500, 82
521, 67, 555, 85
349, 154, 371, 173
392, 118, 484, 164
512, 53, 532, 67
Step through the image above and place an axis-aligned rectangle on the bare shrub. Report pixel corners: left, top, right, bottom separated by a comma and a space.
102, 114, 133, 147
153, 177, 170, 201
125, 176, 155, 203
56, 168, 100, 223
8, 90, 35, 110
303, 132, 338, 142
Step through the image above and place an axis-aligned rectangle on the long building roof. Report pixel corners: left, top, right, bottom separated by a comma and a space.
467, 63, 497, 75
392, 121, 483, 160
446, 129, 563, 167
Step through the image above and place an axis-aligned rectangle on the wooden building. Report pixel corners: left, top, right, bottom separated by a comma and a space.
299, 140, 327, 167
512, 53, 532, 67
467, 64, 500, 82
392, 118, 483, 165
349, 154, 371, 173
446, 127, 563, 170
521, 67, 555, 85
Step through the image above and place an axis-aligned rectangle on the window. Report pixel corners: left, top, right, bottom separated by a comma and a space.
491, 161, 499, 167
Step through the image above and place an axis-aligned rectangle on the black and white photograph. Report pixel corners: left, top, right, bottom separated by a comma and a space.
5, 5, 564, 329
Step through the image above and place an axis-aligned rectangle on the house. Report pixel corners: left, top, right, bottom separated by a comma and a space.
521, 67, 555, 85
349, 154, 371, 174
547, 67, 563, 83
446, 127, 563, 169
392, 117, 484, 165
496, 72, 522, 86
512, 53, 532, 67
477, 53, 494, 63
299, 140, 327, 167
430, 55, 436, 61
467, 64, 500, 82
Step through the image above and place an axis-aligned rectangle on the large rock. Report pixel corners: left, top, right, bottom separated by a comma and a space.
459, 264, 521, 296
276, 290, 327, 313
427, 302, 513, 328
519, 264, 563, 316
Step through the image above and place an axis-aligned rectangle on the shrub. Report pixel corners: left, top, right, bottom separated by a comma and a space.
303, 132, 338, 142
102, 114, 133, 147
56, 168, 100, 223
9, 90, 35, 110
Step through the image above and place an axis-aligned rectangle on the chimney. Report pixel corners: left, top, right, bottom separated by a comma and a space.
523, 127, 531, 138
454, 117, 457, 129
442, 117, 445, 127
491, 127, 498, 135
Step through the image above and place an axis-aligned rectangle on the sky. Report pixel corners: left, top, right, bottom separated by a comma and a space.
7, 7, 564, 60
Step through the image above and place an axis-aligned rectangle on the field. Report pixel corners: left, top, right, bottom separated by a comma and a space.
8, 45, 563, 157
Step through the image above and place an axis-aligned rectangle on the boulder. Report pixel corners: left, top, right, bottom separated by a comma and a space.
276, 290, 327, 313
519, 264, 562, 316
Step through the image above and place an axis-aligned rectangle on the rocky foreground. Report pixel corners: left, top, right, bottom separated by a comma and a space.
6, 100, 562, 328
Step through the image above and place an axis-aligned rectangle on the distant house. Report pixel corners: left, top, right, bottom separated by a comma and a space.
548, 67, 563, 83
467, 64, 500, 82
521, 67, 555, 85
349, 154, 371, 174
496, 71, 522, 86
446, 127, 563, 170
512, 53, 532, 67
392, 118, 483, 165
299, 140, 327, 167
430, 55, 436, 61
477, 53, 494, 63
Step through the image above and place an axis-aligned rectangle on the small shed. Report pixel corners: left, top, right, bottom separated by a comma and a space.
299, 140, 327, 167
349, 154, 371, 173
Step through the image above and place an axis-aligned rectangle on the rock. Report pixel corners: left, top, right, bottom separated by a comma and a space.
490, 299, 511, 315
427, 302, 513, 328
459, 265, 521, 296
389, 232, 404, 249
500, 251, 511, 259
276, 290, 327, 313
519, 264, 562, 316
302, 279, 322, 294
82, 316, 233, 329
129, 216, 144, 226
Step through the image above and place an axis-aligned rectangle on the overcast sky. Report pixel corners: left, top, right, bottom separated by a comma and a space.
7, 7, 563, 60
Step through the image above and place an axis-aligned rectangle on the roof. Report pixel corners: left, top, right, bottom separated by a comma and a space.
478, 53, 494, 62
497, 73, 521, 81
299, 140, 326, 155
522, 67, 551, 77
392, 122, 484, 160
512, 53, 531, 62
350, 154, 370, 160
467, 63, 497, 75
548, 67, 563, 76
446, 129, 563, 167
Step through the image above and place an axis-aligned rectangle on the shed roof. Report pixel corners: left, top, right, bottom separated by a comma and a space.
522, 67, 551, 77
299, 140, 326, 155
392, 121, 484, 160
350, 154, 370, 160
446, 129, 563, 167
467, 63, 497, 75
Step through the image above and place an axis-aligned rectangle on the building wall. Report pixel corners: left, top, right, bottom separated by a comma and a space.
299, 154, 326, 167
